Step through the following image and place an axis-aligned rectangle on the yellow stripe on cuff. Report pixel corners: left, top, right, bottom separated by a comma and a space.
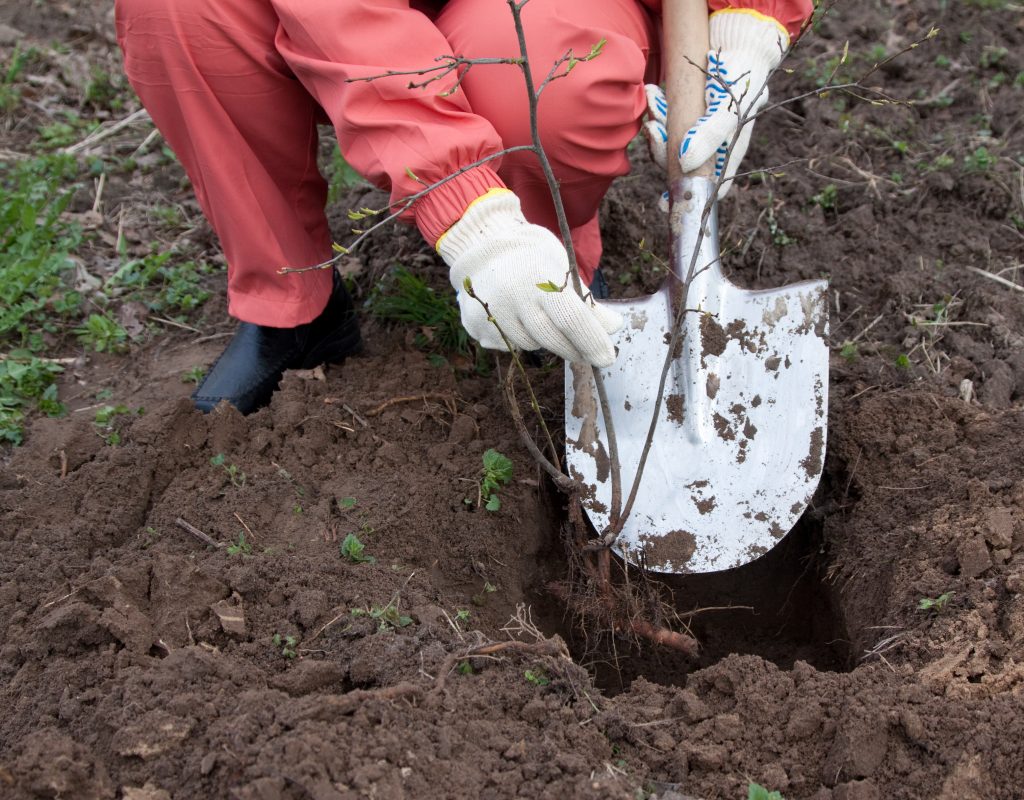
709, 8, 791, 45
434, 187, 513, 252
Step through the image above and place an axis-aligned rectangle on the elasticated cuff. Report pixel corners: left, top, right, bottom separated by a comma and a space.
412, 164, 507, 248
710, 9, 790, 69
436, 190, 525, 265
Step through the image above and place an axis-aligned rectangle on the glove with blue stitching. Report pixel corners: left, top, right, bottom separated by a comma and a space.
643, 10, 792, 200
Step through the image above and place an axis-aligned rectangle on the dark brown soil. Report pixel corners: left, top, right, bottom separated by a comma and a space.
3, 2, 1024, 798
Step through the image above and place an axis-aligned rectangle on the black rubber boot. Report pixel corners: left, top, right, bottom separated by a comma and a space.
192, 272, 363, 414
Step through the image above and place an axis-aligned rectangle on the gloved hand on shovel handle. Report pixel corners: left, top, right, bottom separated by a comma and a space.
437, 189, 623, 368
644, 9, 792, 198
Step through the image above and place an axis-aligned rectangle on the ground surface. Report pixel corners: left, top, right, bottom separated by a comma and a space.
2, 1, 1024, 798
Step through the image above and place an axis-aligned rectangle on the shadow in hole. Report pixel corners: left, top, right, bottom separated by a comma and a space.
536, 501, 853, 695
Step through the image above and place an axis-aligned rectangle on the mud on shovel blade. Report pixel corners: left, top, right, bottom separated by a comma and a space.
565, 177, 829, 573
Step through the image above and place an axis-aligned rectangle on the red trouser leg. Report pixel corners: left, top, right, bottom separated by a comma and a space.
115, 0, 335, 327
437, 0, 657, 286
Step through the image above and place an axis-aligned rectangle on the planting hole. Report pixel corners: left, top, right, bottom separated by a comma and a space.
528, 477, 855, 693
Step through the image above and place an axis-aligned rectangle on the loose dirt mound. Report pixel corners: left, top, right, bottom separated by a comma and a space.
3, 1, 1024, 798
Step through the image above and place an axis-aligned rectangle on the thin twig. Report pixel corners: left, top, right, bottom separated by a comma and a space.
175, 517, 223, 549
150, 315, 202, 333
967, 265, 1024, 294
233, 512, 255, 542
365, 393, 456, 417
62, 108, 151, 154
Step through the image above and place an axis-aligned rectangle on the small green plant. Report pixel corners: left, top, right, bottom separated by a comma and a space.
894, 353, 912, 369
339, 532, 375, 564
765, 204, 794, 246
93, 403, 138, 445
1, 155, 83, 347
524, 668, 550, 687
964, 146, 996, 173
338, 496, 357, 510
0, 353, 65, 444
926, 153, 955, 172
0, 45, 35, 113
84, 67, 125, 110
839, 342, 858, 362
367, 266, 471, 355
471, 580, 498, 607
271, 633, 298, 659
326, 146, 368, 204
140, 526, 159, 549
980, 46, 1008, 69
454, 609, 471, 623
181, 365, 206, 385
226, 531, 253, 556
353, 598, 414, 633
106, 251, 214, 315
811, 184, 838, 212
918, 591, 954, 612
210, 453, 246, 487
74, 313, 129, 353
480, 448, 513, 511
457, 660, 474, 675
748, 782, 785, 800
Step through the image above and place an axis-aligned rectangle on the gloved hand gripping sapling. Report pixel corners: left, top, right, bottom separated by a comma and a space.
437, 190, 622, 368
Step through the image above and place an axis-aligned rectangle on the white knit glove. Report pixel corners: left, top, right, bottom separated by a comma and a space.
643, 10, 790, 198
438, 191, 622, 367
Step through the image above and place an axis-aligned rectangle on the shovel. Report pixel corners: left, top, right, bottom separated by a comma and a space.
564, 0, 829, 574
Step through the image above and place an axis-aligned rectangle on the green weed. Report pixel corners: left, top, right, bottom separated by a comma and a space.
0, 45, 36, 113
811, 184, 838, 212
0, 155, 82, 346
767, 211, 794, 246
839, 342, 858, 362
367, 266, 470, 355
339, 532, 375, 564
964, 146, 996, 173
107, 251, 213, 315
226, 532, 253, 557
471, 580, 498, 607
181, 365, 206, 385
0, 354, 65, 444
524, 668, 550, 687
748, 783, 785, 800
326, 146, 368, 204
83, 68, 125, 111
74, 313, 128, 353
352, 599, 414, 633
480, 448, 513, 511
894, 353, 912, 369
980, 46, 1009, 69
37, 112, 98, 148
140, 526, 159, 549
918, 591, 954, 612
271, 633, 298, 659
210, 453, 246, 487
92, 403, 139, 446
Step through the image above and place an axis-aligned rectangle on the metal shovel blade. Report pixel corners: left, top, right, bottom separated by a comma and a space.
565, 177, 829, 573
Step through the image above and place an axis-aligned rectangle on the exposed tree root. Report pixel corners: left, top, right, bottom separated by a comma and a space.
563, 497, 701, 658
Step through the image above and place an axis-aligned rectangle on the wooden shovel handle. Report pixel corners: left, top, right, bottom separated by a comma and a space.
663, 0, 714, 182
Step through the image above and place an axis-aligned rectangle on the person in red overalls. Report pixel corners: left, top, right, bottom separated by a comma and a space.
114, 0, 811, 413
